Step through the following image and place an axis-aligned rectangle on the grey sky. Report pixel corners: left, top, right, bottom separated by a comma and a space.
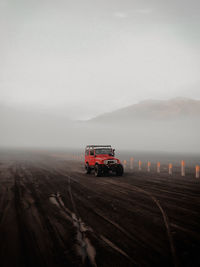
1, 0, 200, 119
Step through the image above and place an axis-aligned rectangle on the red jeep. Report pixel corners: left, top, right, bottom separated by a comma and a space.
85, 145, 123, 177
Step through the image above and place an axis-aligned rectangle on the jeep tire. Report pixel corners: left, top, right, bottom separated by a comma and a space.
85, 163, 91, 174
94, 164, 102, 177
116, 164, 124, 176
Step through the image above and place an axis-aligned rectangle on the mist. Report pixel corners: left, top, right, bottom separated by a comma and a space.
1, 0, 200, 154
1, 98, 199, 154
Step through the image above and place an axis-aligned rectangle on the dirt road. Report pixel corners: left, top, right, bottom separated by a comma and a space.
0, 151, 200, 267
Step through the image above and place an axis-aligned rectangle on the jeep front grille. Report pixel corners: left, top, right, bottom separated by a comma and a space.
104, 160, 117, 164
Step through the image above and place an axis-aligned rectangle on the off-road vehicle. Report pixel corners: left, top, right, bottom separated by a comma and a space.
84, 145, 123, 177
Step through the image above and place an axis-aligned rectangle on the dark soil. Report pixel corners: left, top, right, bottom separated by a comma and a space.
0, 151, 200, 267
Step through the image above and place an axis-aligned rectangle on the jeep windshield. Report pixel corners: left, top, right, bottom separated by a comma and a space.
95, 149, 113, 155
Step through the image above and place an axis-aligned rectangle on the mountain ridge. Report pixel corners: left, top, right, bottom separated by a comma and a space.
88, 97, 200, 123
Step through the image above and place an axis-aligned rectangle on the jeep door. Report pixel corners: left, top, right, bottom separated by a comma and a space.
89, 149, 95, 166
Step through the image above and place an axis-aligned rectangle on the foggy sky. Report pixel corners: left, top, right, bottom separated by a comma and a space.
1, 0, 200, 119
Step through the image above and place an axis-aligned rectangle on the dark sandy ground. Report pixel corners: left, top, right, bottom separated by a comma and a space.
0, 150, 200, 267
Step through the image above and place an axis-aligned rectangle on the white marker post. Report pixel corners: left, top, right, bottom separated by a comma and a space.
147, 161, 151, 172
139, 160, 142, 171
169, 163, 172, 176
181, 160, 185, 177
157, 162, 160, 173
196, 165, 200, 178
130, 157, 134, 171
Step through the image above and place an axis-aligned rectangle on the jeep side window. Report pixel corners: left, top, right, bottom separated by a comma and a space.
86, 149, 89, 156
90, 149, 94, 156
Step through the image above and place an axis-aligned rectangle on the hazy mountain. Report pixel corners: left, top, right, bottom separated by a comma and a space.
89, 98, 200, 123
84, 98, 200, 153
0, 98, 199, 153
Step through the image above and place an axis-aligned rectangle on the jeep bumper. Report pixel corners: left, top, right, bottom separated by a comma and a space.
101, 163, 119, 172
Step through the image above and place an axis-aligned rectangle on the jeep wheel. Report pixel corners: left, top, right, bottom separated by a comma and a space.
116, 164, 124, 176
85, 163, 91, 174
94, 164, 102, 177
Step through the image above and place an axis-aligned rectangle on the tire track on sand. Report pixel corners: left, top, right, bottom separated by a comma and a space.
105, 179, 179, 267
50, 188, 97, 267
49, 189, 135, 266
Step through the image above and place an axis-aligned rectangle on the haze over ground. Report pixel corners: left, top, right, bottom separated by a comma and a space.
1, 98, 200, 153
0, 0, 200, 152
